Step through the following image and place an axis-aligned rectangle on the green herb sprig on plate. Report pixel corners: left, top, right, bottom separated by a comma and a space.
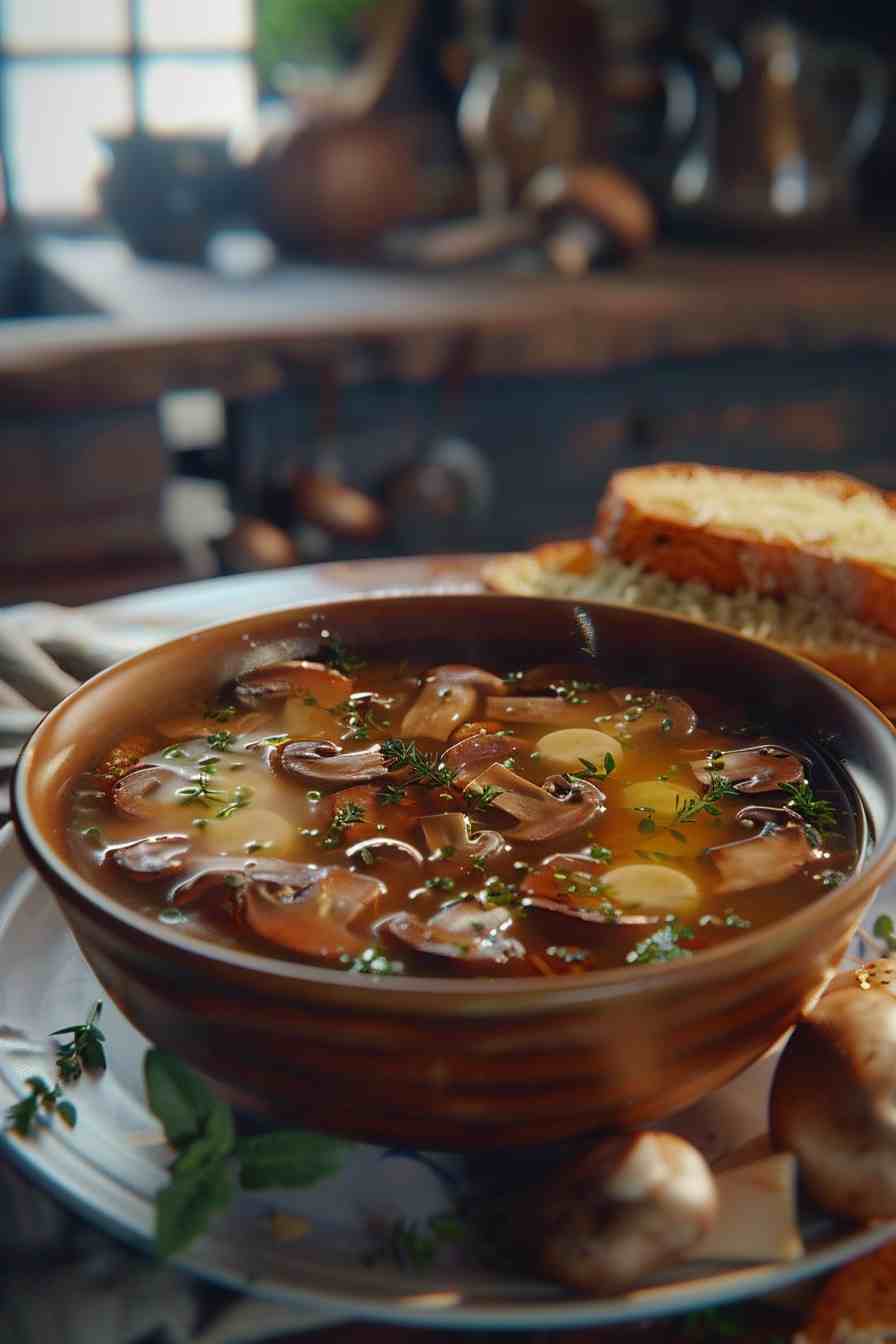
145, 1050, 349, 1257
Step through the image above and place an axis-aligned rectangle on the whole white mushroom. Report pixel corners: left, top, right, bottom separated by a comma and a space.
532, 1131, 718, 1294
770, 973, 896, 1222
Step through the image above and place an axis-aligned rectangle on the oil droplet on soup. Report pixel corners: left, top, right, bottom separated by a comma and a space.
68, 649, 858, 978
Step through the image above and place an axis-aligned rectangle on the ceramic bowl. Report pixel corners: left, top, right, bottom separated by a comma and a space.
13, 595, 896, 1149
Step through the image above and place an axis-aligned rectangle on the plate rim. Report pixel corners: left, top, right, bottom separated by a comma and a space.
3, 830, 896, 1331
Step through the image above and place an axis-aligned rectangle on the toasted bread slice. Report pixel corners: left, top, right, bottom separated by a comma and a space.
482, 544, 896, 711
796, 1238, 896, 1342
595, 465, 896, 638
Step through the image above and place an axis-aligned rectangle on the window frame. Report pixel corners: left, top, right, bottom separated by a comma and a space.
0, 0, 258, 224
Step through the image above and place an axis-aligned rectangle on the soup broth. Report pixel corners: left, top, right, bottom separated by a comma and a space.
66, 646, 858, 978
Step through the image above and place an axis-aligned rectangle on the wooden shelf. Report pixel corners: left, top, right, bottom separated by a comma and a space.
0, 232, 894, 410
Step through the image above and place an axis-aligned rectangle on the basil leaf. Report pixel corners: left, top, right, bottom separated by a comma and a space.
155, 1158, 233, 1258
56, 1100, 77, 1128
173, 1107, 235, 1178
144, 1050, 222, 1150
235, 1130, 349, 1190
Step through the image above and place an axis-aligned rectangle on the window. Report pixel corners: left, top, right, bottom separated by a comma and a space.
0, 0, 256, 217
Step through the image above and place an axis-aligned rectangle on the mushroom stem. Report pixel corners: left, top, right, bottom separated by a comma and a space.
401, 665, 506, 742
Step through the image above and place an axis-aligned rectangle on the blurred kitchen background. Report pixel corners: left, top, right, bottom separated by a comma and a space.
2, 0, 895, 604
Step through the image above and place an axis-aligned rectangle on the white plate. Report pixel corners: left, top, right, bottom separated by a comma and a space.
2, 820, 896, 1332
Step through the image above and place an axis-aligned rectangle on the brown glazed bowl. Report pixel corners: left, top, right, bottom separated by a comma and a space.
12, 596, 896, 1150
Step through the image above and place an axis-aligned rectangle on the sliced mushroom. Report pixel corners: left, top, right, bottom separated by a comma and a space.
157, 712, 268, 741
690, 746, 805, 794
483, 696, 596, 727
278, 739, 389, 785
170, 856, 322, 907
172, 857, 384, 959
401, 665, 507, 742
381, 900, 524, 965
464, 763, 605, 842
533, 1132, 718, 1294
441, 733, 527, 788
242, 866, 384, 959
112, 765, 180, 818
609, 688, 697, 740
235, 659, 353, 709
344, 837, 424, 868
735, 804, 804, 830
106, 834, 192, 881
770, 984, 896, 1221
522, 855, 658, 924
705, 822, 813, 894
420, 813, 504, 864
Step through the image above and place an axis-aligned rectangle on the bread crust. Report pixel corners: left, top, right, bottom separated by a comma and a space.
595, 465, 896, 638
482, 545, 896, 710
797, 1239, 896, 1342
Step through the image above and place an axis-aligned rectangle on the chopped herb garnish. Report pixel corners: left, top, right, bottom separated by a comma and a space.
626, 917, 694, 965
589, 845, 613, 862
215, 784, 253, 819
322, 802, 366, 848
206, 731, 237, 751
426, 876, 455, 892
206, 704, 238, 722
381, 739, 457, 789
463, 783, 503, 812
546, 945, 590, 964
162, 745, 188, 760
318, 634, 366, 676
51, 1001, 106, 1083
80, 825, 102, 842
329, 696, 390, 742
339, 947, 404, 976
365, 1211, 465, 1270
176, 767, 226, 808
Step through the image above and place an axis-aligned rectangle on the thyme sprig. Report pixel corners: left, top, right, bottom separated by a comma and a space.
5, 1076, 76, 1137
51, 1000, 106, 1082
781, 780, 838, 833
381, 739, 457, 790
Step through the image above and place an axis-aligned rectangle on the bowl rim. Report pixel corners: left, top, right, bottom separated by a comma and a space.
13, 592, 896, 1003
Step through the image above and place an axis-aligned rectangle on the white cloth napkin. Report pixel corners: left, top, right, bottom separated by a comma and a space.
0, 602, 348, 1342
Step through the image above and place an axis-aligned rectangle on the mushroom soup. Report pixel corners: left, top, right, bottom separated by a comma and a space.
66, 649, 859, 977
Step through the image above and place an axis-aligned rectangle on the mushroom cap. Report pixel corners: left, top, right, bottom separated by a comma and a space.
107, 834, 192, 881
278, 739, 389, 785
705, 821, 813, 895
235, 659, 353, 709
537, 1132, 718, 1295
770, 985, 896, 1221
690, 745, 805, 794
441, 732, 527, 788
